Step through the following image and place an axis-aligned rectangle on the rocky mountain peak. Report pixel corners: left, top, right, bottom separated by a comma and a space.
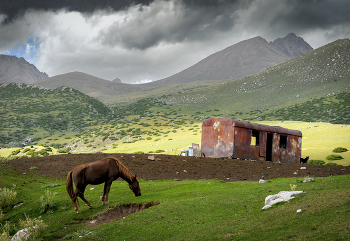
0, 54, 48, 84
269, 32, 314, 58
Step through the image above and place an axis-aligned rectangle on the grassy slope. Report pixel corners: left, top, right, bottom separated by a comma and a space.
0, 168, 349, 240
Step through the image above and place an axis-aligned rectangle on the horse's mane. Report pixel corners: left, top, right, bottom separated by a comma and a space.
108, 156, 135, 183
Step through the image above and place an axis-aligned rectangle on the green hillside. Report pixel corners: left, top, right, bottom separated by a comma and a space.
152, 39, 350, 119
0, 83, 112, 147
264, 92, 350, 124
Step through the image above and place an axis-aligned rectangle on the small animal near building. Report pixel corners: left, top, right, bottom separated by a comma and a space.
201, 118, 302, 163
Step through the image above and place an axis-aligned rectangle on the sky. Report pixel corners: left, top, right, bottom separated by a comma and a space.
1, 0, 349, 84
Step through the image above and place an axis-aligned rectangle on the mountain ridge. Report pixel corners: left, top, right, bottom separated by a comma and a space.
33, 33, 313, 100
0, 54, 48, 84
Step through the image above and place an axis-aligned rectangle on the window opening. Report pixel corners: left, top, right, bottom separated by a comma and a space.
280, 135, 287, 149
251, 130, 260, 146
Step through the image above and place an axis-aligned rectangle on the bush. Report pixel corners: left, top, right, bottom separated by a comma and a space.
19, 215, 47, 240
325, 162, 339, 166
0, 187, 17, 211
39, 190, 58, 214
154, 150, 165, 153
307, 159, 325, 165
326, 154, 344, 160
332, 147, 348, 153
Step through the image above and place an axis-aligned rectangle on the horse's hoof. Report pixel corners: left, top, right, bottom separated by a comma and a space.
76, 211, 81, 214
89, 206, 93, 209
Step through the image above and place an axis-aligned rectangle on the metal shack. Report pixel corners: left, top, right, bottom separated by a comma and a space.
201, 118, 302, 163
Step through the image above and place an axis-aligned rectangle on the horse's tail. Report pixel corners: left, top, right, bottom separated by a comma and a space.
66, 170, 80, 209
66, 170, 75, 201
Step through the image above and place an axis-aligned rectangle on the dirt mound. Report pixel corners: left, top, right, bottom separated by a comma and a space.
6, 153, 350, 181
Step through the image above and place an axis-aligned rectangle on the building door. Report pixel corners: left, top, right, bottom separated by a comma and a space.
266, 133, 273, 161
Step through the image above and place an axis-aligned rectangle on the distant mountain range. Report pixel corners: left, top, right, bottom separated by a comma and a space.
0, 55, 48, 84
0, 33, 313, 96
147, 33, 313, 88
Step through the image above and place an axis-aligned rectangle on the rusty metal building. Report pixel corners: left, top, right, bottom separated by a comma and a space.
201, 118, 302, 163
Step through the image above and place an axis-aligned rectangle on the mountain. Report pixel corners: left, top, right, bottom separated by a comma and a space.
154, 39, 350, 119
145, 33, 313, 88
0, 55, 48, 84
34, 33, 313, 101
35, 71, 144, 102
269, 33, 314, 58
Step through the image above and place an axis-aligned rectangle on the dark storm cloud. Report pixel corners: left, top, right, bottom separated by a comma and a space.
0, 0, 155, 24
270, 0, 350, 30
100, 0, 251, 50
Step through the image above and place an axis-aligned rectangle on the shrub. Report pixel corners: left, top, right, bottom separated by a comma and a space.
326, 154, 344, 160
154, 150, 165, 153
0, 187, 17, 211
332, 147, 348, 153
39, 190, 58, 214
29, 166, 39, 171
325, 162, 339, 166
0, 221, 11, 240
18, 215, 47, 240
8, 148, 22, 157
307, 159, 325, 165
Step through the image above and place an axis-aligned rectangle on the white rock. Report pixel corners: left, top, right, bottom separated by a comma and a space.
262, 191, 304, 209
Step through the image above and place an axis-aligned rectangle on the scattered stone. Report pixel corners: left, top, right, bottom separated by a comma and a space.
259, 179, 266, 183
148, 155, 155, 161
262, 191, 304, 209
303, 177, 315, 183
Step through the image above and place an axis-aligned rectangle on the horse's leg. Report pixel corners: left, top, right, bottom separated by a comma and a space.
71, 195, 80, 214
76, 185, 93, 209
102, 179, 113, 205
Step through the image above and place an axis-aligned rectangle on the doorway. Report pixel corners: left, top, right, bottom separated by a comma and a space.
266, 133, 273, 161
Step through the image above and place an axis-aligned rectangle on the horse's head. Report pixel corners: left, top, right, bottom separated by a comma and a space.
129, 174, 141, 197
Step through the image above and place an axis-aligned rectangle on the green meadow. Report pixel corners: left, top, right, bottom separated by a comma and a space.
1, 121, 349, 166
0, 168, 349, 240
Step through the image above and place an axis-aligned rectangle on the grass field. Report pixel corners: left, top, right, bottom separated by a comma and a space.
1, 121, 349, 166
0, 168, 349, 240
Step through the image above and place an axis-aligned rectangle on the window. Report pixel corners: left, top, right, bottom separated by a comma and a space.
251, 130, 260, 146
280, 135, 287, 149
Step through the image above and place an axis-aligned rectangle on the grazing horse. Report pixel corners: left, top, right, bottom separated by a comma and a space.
300, 156, 309, 164
66, 157, 141, 213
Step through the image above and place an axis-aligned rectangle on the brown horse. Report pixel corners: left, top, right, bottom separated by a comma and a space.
66, 157, 141, 213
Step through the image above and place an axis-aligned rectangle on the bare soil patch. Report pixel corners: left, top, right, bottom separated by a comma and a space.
83, 202, 160, 228
6, 153, 350, 181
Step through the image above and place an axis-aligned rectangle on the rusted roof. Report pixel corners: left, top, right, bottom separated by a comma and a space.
202, 118, 302, 137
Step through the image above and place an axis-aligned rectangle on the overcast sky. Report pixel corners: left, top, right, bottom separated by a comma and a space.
1, 0, 349, 84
